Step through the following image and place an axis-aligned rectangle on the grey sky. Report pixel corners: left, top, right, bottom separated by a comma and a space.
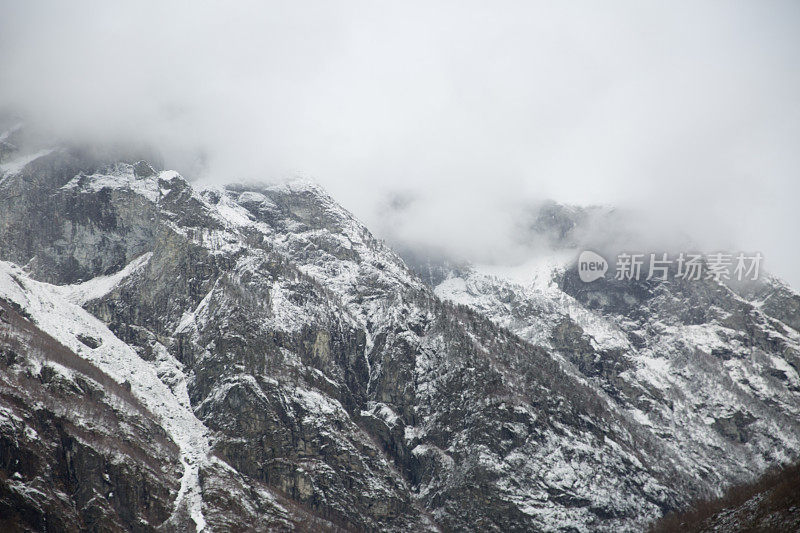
1, 1, 799, 286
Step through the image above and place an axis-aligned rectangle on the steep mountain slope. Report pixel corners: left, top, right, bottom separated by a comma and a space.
650, 461, 800, 532
1, 138, 798, 531
0, 293, 182, 532
423, 203, 800, 510
0, 262, 352, 532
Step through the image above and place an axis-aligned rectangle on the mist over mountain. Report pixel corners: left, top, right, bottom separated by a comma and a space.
1, 2, 800, 532
1, 1, 799, 286
1, 131, 799, 531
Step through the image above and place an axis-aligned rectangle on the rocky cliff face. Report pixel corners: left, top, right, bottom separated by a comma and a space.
1, 136, 799, 531
426, 203, 800, 523
0, 296, 182, 532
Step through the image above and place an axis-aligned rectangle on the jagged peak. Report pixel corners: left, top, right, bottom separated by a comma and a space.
263, 176, 329, 196
59, 161, 193, 203
220, 176, 329, 198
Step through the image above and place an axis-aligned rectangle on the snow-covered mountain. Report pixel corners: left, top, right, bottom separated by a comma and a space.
1, 131, 799, 531
425, 242, 800, 478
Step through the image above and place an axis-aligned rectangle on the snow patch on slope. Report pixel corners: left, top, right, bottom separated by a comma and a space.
0, 261, 209, 531
56, 252, 152, 305
434, 263, 630, 351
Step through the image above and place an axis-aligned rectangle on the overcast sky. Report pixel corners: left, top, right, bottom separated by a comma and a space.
1, 1, 799, 286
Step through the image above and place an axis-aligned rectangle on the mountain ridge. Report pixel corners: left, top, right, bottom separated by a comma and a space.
1, 139, 799, 531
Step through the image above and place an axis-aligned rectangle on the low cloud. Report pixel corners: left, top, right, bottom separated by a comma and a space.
1, 1, 798, 285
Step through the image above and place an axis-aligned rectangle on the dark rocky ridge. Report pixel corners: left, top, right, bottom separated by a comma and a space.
415, 199, 800, 529
0, 138, 798, 531
0, 298, 181, 532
